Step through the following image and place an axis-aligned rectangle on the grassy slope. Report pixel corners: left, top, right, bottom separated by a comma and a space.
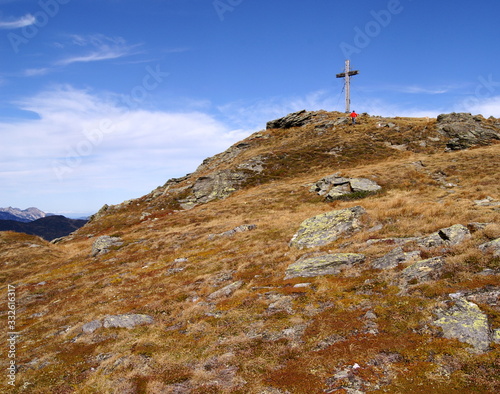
1, 113, 499, 393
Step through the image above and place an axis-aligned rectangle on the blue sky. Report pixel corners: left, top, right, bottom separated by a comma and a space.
1, 0, 499, 216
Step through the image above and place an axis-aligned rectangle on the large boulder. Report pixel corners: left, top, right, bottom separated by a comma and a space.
434, 297, 491, 353
285, 253, 365, 279
436, 112, 500, 150
290, 206, 366, 249
310, 174, 381, 201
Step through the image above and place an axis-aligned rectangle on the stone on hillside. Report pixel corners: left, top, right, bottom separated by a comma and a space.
208, 224, 257, 240
478, 238, 500, 257
434, 297, 491, 353
372, 247, 421, 270
310, 174, 381, 201
285, 253, 365, 279
334, 117, 350, 126
401, 257, 445, 283
207, 281, 244, 300
290, 206, 366, 249
437, 112, 500, 150
195, 143, 251, 172
417, 224, 471, 248
91, 236, 124, 257
493, 330, 500, 344
103, 314, 154, 329
266, 110, 315, 129
82, 319, 102, 334
178, 169, 249, 210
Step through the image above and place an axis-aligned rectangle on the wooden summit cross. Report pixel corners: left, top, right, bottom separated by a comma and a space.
336, 60, 359, 113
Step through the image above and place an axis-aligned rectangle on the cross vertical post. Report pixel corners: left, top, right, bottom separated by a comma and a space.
336, 60, 359, 113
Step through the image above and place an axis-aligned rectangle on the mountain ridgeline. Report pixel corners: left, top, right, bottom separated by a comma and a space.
1, 111, 499, 393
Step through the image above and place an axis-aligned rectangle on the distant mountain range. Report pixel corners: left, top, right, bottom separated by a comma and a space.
0, 207, 47, 222
0, 215, 87, 241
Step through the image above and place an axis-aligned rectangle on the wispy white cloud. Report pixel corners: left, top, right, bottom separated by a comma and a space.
0, 14, 35, 29
23, 68, 51, 77
360, 83, 464, 96
56, 34, 139, 66
396, 86, 450, 95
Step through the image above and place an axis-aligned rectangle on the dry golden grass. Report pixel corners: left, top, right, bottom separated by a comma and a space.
1, 114, 499, 393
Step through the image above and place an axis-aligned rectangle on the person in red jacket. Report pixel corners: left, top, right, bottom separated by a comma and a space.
350, 110, 358, 125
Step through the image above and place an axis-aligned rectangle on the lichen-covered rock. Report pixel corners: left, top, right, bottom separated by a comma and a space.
102, 314, 154, 329
371, 247, 421, 270
401, 257, 445, 283
434, 297, 491, 352
478, 238, 500, 257
285, 253, 365, 279
290, 206, 366, 249
207, 281, 244, 300
91, 235, 124, 257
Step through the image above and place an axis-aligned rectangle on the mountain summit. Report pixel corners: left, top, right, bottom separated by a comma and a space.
1, 111, 499, 393
0, 206, 46, 222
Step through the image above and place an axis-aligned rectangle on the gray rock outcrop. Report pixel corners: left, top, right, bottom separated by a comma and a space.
82, 319, 102, 334
82, 314, 154, 333
290, 206, 366, 249
434, 297, 491, 353
266, 110, 316, 130
178, 170, 249, 210
437, 112, 500, 150
401, 257, 445, 284
417, 224, 471, 249
91, 236, 124, 257
367, 224, 472, 251
310, 174, 382, 201
285, 253, 366, 279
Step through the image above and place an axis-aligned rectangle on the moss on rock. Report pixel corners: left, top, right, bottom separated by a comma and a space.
289, 206, 366, 249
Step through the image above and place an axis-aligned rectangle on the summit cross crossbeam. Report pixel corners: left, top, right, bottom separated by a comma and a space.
336, 60, 359, 113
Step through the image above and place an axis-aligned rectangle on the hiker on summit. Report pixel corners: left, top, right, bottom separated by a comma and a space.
350, 111, 358, 125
